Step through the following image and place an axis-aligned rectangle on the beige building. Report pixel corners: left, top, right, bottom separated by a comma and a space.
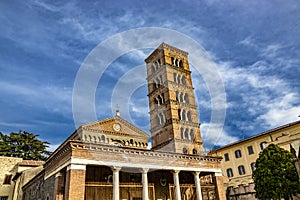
210, 120, 300, 199
21, 43, 226, 200
0, 156, 44, 200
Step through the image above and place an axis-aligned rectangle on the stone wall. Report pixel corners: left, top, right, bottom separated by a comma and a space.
227, 183, 256, 200
22, 171, 46, 200
44, 175, 55, 200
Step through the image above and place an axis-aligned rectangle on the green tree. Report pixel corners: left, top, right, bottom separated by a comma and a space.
253, 144, 300, 200
0, 131, 51, 161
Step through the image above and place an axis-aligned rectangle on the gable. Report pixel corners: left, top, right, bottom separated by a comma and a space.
81, 115, 149, 139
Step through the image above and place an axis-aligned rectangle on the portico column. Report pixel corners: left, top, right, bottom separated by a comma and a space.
140, 168, 149, 200
112, 166, 121, 200
172, 170, 181, 200
193, 171, 202, 200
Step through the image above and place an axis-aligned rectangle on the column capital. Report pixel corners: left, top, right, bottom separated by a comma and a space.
111, 166, 122, 172
172, 170, 180, 174
140, 168, 149, 173
55, 172, 63, 178
192, 171, 200, 176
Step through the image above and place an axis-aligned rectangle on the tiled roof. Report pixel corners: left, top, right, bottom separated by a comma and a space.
18, 160, 44, 166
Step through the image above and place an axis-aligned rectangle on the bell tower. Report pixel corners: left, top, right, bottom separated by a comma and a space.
145, 43, 203, 154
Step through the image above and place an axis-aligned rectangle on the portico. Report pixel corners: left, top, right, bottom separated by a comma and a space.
43, 140, 224, 200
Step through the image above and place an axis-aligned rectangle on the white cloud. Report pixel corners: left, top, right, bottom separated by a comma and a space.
239, 36, 256, 47
217, 60, 300, 130
201, 123, 239, 150
261, 44, 283, 58
258, 93, 300, 127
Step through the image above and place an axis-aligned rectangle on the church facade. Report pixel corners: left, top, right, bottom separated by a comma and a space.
22, 43, 226, 200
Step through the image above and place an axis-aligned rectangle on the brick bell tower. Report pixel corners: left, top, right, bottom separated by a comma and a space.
145, 43, 203, 154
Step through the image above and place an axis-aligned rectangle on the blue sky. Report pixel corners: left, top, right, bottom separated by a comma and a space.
0, 0, 299, 151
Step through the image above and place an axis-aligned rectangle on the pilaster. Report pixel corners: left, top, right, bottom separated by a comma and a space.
213, 172, 226, 200
64, 164, 86, 200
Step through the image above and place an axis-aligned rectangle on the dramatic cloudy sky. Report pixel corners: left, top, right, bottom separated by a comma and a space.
0, 0, 299, 151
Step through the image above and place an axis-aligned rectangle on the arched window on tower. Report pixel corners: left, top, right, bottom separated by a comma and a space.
184, 93, 189, 103
182, 110, 186, 121
154, 98, 159, 107
182, 76, 186, 85
155, 60, 160, 69
157, 95, 162, 105
156, 78, 160, 88
154, 79, 159, 88
179, 92, 184, 102
175, 91, 179, 101
151, 65, 155, 74
173, 73, 177, 83
178, 109, 182, 120
187, 111, 191, 121
171, 57, 175, 65
155, 115, 160, 126
181, 127, 185, 139
159, 75, 163, 85
175, 59, 179, 67
152, 63, 157, 71
184, 129, 189, 140
179, 60, 183, 68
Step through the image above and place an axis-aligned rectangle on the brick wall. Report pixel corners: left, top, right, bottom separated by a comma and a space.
65, 169, 86, 200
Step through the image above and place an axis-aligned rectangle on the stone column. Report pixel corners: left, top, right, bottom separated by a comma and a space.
140, 168, 149, 200
64, 164, 86, 200
213, 172, 226, 200
193, 171, 202, 200
172, 170, 181, 200
112, 166, 121, 200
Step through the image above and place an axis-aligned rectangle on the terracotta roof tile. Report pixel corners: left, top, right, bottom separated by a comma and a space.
18, 160, 44, 166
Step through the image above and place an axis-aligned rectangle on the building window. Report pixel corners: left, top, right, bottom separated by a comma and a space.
193, 149, 197, 155
224, 153, 229, 161
183, 148, 187, 154
1, 197, 8, 200
251, 162, 256, 172
3, 174, 12, 184
238, 165, 246, 175
235, 150, 242, 158
226, 168, 233, 178
260, 142, 267, 150
247, 146, 254, 155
